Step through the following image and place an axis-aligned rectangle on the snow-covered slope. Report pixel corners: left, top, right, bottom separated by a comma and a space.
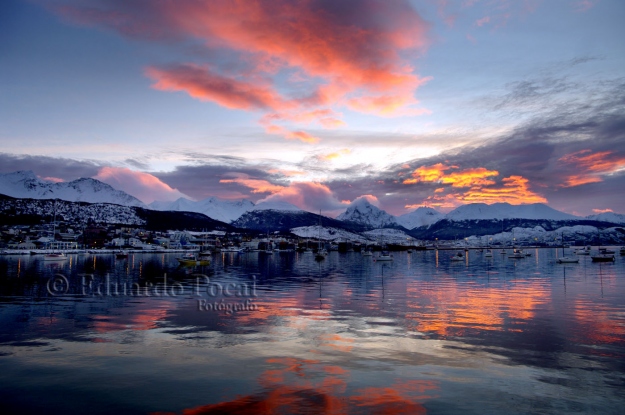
396, 207, 444, 229
0, 171, 145, 207
445, 203, 578, 221
586, 212, 625, 224
253, 200, 303, 212
290, 226, 368, 242
149, 196, 254, 223
337, 198, 397, 228
363, 228, 416, 244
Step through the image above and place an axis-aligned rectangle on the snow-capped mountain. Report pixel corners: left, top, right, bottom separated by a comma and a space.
252, 200, 303, 212
290, 226, 368, 242
0, 171, 145, 207
396, 207, 444, 229
149, 196, 254, 223
444, 203, 579, 222
337, 198, 397, 228
586, 212, 625, 224
363, 228, 416, 244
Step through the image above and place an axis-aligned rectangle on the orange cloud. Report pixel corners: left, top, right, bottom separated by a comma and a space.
94, 167, 188, 203
592, 208, 613, 214
267, 169, 306, 177
57, 0, 432, 143
422, 175, 547, 209
402, 162, 452, 184
403, 163, 497, 187
259, 122, 319, 143
219, 173, 285, 194
320, 149, 351, 161
458, 175, 547, 204
440, 167, 499, 187
559, 149, 625, 187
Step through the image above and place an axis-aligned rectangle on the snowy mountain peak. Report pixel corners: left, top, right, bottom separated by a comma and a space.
586, 211, 625, 224
149, 196, 255, 223
396, 207, 444, 229
3, 170, 40, 182
445, 203, 579, 221
253, 200, 302, 212
0, 171, 145, 207
337, 198, 397, 228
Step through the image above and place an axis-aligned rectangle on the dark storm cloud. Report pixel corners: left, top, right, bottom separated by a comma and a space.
152, 163, 286, 201
0, 153, 103, 180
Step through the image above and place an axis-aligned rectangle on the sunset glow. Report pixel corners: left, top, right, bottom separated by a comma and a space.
1, 0, 623, 215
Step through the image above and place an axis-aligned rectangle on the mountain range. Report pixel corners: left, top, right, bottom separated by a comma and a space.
0, 171, 145, 207
0, 171, 624, 241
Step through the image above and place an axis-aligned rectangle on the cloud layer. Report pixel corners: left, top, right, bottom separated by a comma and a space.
55, 0, 431, 142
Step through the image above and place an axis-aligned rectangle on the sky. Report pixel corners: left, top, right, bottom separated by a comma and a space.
1, 0, 624, 217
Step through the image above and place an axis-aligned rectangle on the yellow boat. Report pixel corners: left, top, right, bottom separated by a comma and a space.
176, 253, 210, 266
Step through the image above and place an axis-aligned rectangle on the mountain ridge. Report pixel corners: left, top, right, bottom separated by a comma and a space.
0, 171, 145, 207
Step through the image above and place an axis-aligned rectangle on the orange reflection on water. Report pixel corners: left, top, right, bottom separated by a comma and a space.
91, 304, 170, 333
153, 357, 438, 415
571, 299, 625, 347
405, 280, 550, 336
319, 333, 354, 353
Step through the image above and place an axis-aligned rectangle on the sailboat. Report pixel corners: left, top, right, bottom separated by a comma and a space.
483, 236, 493, 257
376, 249, 393, 261
44, 201, 67, 261
591, 230, 615, 262
314, 211, 328, 260
508, 230, 525, 259
450, 251, 464, 261
556, 233, 579, 264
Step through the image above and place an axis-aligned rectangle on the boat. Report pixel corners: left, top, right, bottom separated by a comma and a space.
591, 253, 615, 262
44, 252, 68, 261
362, 250, 373, 257
508, 248, 526, 259
176, 252, 210, 266
44, 202, 68, 261
500, 249, 507, 255
222, 246, 240, 253
199, 249, 212, 257
450, 252, 464, 261
575, 246, 591, 255
484, 249, 493, 257
115, 251, 129, 259
314, 211, 328, 260
620, 246, 625, 255
557, 234, 578, 263
376, 250, 393, 261
592, 231, 615, 262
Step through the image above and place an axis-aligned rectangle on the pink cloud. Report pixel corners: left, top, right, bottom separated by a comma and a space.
54, 0, 432, 142
219, 173, 285, 194
94, 167, 189, 204
146, 64, 291, 112
39, 176, 64, 183
475, 16, 491, 27
259, 182, 349, 216
572, 0, 599, 13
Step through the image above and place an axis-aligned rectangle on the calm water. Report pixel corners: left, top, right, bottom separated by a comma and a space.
1, 249, 624, 414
